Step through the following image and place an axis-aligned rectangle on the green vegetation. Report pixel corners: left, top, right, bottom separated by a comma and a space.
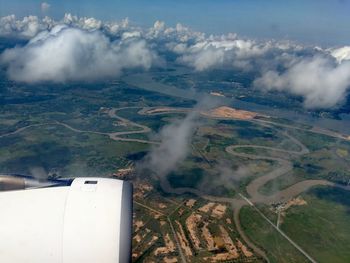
240, 206, 309, 263
259, 172, 306, 195
0, 78, 194, 177
2, 64, 350, 263
0, 124, 148, 177
288, 129, 336, 151
281, 187, 350, 263
241, 186, 350, 263
168, 167, 204, 189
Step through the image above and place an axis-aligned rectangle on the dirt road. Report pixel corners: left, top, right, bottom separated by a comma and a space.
2, 106, 349, 262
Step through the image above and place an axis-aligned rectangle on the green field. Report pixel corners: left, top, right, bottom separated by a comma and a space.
2, 65, 350, 262
0, 124, 149, 177
240, 186, 350, 263
240, 205, 309, 263
281, 187, 350, 263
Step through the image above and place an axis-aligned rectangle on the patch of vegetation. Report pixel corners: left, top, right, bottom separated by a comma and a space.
240, 206, 309, 263
288, 129, 336, 151
281, 187, 350, 263
168, 167, 204, 188
0, 125, 148, 177
259, 172, 306, 195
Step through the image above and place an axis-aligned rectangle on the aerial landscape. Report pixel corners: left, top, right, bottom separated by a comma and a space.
1, 1, 350, 262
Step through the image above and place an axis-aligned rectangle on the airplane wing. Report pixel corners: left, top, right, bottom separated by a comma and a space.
0, 177, 132, 263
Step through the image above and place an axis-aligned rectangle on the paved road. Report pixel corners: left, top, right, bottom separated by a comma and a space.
2, 106, 350, 262
142, 108, 349, 262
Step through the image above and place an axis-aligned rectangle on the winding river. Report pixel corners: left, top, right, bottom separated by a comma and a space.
1, 106, 350, 262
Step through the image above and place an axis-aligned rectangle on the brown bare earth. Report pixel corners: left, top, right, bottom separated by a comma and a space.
186, 213, 202, 250
163, 257, 178, 263
134, 234, 142, 243
158, 203, 167, 209
205, 252, 237, 262
185, 199, 196, 208
145, 107, 176, 114
211, 204, 227, 219
202, 106, 258, 120
202, 222, 217, 251
237, 239, 253, 257
210, 91, 225, 97
198, 202, 215, 213
219, 226, 239, 259
143, 107, 188, 115
113, 166, 134, 178
285, 196, 307, 208
134, 220, 145, 232
154, 233, 176, 256
133, 182, 153, 199
175, 220, 193, 257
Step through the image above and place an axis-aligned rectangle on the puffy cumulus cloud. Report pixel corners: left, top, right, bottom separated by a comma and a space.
184, 41, 350, 108
41, 2, 51, 13
254, 56, 350, 108
0, 14, 293, 73
174, 34, 297, 71
122, 31, 142, 40
329, 46, 350, 63
0, 14, 131, 39
1, 14, 350, 108
165, 27, 350, 109
0, 15, 54, 38
62, 13, 130, 36
62, 13, 102, 31
146, 20, 205, 44
180, 46, 225, 71
147, 20, 165, 39
0, 25, 157, 83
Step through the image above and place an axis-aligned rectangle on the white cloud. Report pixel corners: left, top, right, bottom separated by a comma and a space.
254, 56, 350, 108
0, 14, 131, 39
0, 15, 53, 38
62, 13, 102, 31
1, 14, 350, 108
147, 20, 165, 38
139, 97, 217, 177
0, 25, 157, 83
146, 20, 205, 44
62, 13, 131, 36
330, 46, 350, 63
122, 31, 142, 40
180, 46, 225, 71
142, 111, 198, 176
175, 35, 283, 71
41, 2, 51, 13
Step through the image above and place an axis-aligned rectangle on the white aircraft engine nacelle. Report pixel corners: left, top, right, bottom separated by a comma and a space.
0, 177, 132, 263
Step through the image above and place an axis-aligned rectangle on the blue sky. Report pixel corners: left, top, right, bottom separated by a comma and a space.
1, 0, 350, 46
